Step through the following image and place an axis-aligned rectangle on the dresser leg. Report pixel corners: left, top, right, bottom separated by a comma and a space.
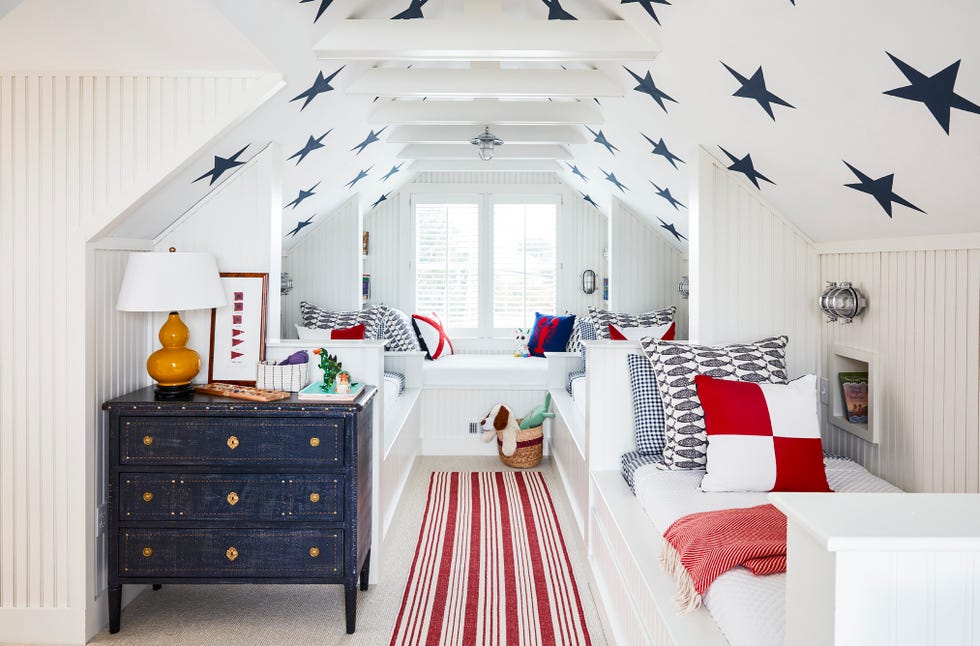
345, 583, 357, 634
108, 585, 122, 634
152, 584, 162, 591
359, 549, 371, 591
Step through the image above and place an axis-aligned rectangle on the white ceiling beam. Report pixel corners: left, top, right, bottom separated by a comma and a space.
369, 100, 603, 125
410, 159, 561, 172
314, 19, 659, 62
346, 68, 622, 99
386, 124, 586, 145
397, 144, 572, 160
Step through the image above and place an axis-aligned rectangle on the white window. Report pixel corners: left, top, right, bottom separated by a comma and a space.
414, 201, 480, 331
492, 200, 557, 331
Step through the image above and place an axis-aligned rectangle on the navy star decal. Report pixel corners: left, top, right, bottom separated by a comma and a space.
392, 0, 428, 19
658, 217, 687, 242
843, 161, 925, 217
382, 164, 404, 182
621, 0, 670, 25
580, 192, 600, 209
721, 62, 795, 121
193, 145, 249, 185
299, 0, 333, 23
351, 127, 387, 156
884, 53, 980, 134
284, 182, 320, 210
586, 127, 619, 155
286, 215, 316, 238
718, 146, 774, 190
601, 169, 629, 193
371, 193, 391, 209
641, 134, 684, 169
650, 181, 686, 210
566, 162, 589, 182
288, 130, 332, 166
543, 0, 576, 19
624, 67, 677, 114
290, 67, 344, 111
345, 166, 373, 189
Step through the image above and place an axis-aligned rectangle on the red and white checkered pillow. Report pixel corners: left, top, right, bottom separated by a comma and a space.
696, 374, 831, 493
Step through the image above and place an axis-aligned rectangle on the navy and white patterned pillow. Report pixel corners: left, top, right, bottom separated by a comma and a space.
565, 369, 586, 396
626, 353, 666, 456
568, 317, 597, 356
588, 305, 676, 340
379, 306, 421, 352
621, 450, 666, 493
299, 301, 383, 340
640, 335, 790, 470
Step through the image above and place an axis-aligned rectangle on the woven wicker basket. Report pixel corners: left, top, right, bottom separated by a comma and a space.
496, 421, 543, 469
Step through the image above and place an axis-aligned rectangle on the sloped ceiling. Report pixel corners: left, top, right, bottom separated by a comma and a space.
111, 0, 980, 247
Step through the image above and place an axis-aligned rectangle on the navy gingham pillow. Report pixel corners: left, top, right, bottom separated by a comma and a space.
621, 450, 665, 493
565, 369, 586, 396
626, 353, 667, 457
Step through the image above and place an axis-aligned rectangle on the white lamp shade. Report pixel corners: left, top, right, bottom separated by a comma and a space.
116, 251, 227, 312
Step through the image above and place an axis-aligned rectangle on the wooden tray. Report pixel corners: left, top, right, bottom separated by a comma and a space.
194, 383, 291, 402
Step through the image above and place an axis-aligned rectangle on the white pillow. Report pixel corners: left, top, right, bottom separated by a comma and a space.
295, 324, 332, 340
608, 322, 673, 341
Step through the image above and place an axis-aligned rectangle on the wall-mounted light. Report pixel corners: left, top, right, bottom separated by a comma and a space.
677, 276, 689, 300
819, 281, 866, 323
582, 269, 597, 295
281, 272, 294, 296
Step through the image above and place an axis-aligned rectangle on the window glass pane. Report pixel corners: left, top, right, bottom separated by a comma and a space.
493, 203, 557, 328
415, 203, 479, 329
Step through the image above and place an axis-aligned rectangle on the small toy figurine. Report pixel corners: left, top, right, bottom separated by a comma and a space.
312, 348, 342, 390
514, 327, 530, 358
335, 370, 352, 394
521, 392, 556, 429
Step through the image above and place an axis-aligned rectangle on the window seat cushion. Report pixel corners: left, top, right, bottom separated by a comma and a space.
422, 354, 548, 388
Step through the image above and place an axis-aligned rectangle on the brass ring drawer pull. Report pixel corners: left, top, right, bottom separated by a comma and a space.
309, 437, 320, 447
142, 435, 153, 446
226, 547, 238, 562
142, 547, 153, 558
227, 435, 240, 450
142, 492, 154, 503
309, 492, 320, 503
227, 491, 239, 506
309, 547, 319, 558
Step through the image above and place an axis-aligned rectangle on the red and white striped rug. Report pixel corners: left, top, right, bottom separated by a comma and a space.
389, 471, 593, 646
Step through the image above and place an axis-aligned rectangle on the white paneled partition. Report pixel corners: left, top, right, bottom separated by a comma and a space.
0, 71, 280, 644
608, 197, 688, 338
363, 191, 403, 310
820, 249, 980, 493
690, 147, 820, 377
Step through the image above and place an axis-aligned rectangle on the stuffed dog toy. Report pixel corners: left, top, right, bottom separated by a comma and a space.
481, 403, 520, 457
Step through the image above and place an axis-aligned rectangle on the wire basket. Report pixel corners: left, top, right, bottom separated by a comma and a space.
496, 421, 543, 469
256, 361, 309, 392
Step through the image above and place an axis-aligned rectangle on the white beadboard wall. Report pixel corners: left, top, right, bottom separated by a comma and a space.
0, 71, 280, 644
559, 193, 609, 318
820, 249, 980, 493
690, 147, 820, 377
363, 191, 403, 310
151, 143, 282, 377
282, 197, 361, 335
608, 197, 688, 339
420, 388, 548, 455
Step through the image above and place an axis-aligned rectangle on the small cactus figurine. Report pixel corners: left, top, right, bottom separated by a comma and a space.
312, 348, 343, 391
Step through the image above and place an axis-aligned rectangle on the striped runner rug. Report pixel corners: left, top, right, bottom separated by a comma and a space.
389, 471, 593, 646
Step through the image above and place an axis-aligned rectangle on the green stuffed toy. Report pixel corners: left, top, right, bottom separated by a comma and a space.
521, 392, 556, 430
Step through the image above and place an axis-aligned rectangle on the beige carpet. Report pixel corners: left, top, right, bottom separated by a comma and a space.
86, 456, 610, 645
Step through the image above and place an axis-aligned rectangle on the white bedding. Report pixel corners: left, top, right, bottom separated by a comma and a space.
383, 378, 400, 406
570, 374, 586, 419
634, 458, 902, 646
422, 354, 548, 388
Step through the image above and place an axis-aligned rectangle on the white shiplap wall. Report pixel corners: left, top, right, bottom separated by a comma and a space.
820, 249, 980, 493
363, 191, 403, 310
282, 197, 361, 335
690, 147, 820, 377
559, 194, 609, 319
0, 71, 279, 643
609, 197, 688, 339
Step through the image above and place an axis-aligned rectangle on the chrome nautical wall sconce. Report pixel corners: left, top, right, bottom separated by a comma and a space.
819, 281, 866, 323
677, 276, 689, 300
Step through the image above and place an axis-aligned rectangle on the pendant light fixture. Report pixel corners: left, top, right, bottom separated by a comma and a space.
471, 126, 503, 161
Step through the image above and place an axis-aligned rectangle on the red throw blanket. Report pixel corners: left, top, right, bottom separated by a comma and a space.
660, 503, 787, 611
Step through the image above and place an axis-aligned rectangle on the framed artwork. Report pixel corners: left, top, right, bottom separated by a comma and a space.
208, 272, 268, 385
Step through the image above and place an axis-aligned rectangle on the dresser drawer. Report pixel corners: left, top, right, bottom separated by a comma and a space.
118, 474, 344, 522
119, 528, 344, 578
120, 416, 343, 466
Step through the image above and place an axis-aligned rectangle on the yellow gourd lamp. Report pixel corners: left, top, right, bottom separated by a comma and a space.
116, 248, 226, 398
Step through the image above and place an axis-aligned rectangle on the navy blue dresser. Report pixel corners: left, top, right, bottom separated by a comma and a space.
102, 386, 375, 634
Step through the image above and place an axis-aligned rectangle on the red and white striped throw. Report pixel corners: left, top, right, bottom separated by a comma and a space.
660, 503, 787, 612
389, 472, 592, 646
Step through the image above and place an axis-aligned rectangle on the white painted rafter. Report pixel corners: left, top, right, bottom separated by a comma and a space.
409, 159, 562, 172
346, 68, 622, 99
314, 18, 660, 62
386, 124, 586, 145
398, 143, 572, 160
369, 100, 603, 125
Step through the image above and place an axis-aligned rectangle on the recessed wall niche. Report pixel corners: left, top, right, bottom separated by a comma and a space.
828, 344, 876, 444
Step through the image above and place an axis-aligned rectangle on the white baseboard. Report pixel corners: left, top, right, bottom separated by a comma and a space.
0, 607, 87, 645
421, 433, 551, 457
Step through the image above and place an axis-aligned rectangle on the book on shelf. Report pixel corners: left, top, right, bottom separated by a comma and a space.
298, 381, 365, 402
838, 371, 869, 424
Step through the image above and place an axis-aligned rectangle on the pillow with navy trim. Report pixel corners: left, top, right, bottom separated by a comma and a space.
588, 305, 676, 340
412, 312, 454, 360
627, 353, 667, 457
527, 313, 576, 357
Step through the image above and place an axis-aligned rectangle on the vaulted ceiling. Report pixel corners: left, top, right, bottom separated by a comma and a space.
110, 0, 980, 248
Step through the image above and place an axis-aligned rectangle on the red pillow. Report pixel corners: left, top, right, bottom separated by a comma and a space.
330, 323, 365, 340
608, 321, 675, 341
696, 374, 831, 493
